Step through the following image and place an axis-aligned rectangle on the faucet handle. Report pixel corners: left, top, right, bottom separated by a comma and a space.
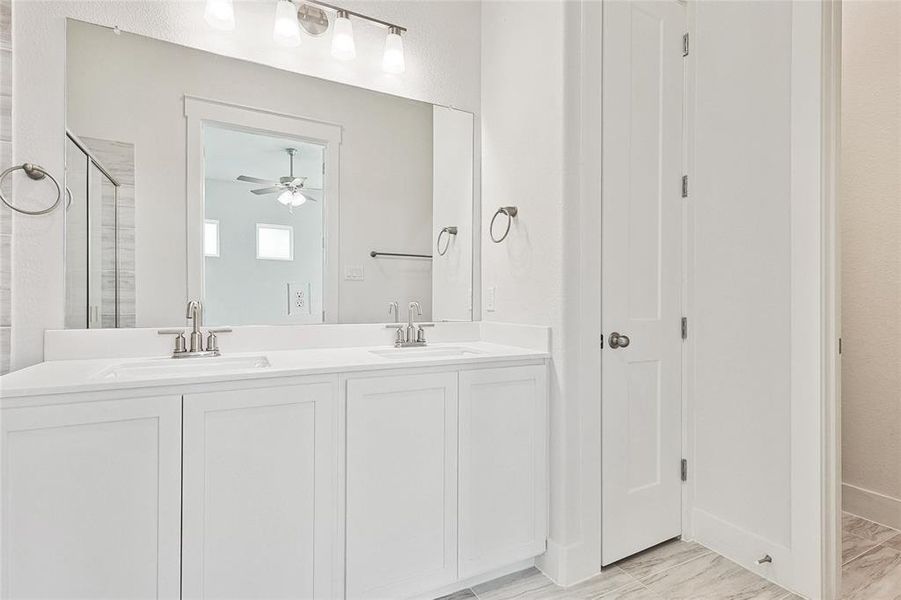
205, 328, 232, 354
157, 329, 187, 355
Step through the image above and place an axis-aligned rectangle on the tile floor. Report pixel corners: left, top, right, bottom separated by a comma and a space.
437, 538, 800, 600
841, 512, 901, 599
438, 512, 901, 599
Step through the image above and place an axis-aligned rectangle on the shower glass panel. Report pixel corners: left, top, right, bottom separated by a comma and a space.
65, 133, 121, 328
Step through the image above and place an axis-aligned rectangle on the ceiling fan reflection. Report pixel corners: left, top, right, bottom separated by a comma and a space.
236, 147, 320, 211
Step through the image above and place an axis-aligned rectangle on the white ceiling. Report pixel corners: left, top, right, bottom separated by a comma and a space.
203, 125, 324, 188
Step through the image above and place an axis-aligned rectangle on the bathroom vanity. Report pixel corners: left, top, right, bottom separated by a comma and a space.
0, 326, 548, 600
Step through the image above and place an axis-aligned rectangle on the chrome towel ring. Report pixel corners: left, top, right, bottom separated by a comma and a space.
489, 206, 518, 243
0, 163, 63, 216
436, 226, 458, 256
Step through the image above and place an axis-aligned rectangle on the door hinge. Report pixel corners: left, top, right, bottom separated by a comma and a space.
682, 33, 690, 57
681, 317, 688, 340
600, 333, 605, 349
681, 458, 688, 482
838, 337, 842, 355
681, 175, 689, 198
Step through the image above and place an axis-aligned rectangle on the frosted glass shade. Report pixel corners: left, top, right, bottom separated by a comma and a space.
273, 0, 301, 48
277, 189, 308, 207
204, 0, 235, 31
382, 29, 405, 74
331, 14, 356, 60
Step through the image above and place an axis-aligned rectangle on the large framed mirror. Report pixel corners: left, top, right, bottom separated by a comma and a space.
65, 19, 475, 328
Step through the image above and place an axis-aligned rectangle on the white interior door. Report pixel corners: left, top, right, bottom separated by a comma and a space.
601, 0, 686, 565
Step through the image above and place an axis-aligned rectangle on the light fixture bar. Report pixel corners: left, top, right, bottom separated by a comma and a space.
300, 0, 406, 33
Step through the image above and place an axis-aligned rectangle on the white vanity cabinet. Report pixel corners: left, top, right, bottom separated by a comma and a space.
345, 373, 459, 600
1, 395, 182, 600
2, 353, 547, 600
181, 379, 338, 600
344, 364, 548, 599
459, 366, 548, 577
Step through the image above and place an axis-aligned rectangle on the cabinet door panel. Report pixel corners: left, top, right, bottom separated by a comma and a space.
182, 381, 336, 600
459, 366, 548, 577
345, 373, 458, 599
1, 396, 181, 600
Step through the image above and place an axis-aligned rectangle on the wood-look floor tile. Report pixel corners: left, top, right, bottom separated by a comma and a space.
615, 539, 711, 581
556, 566, 639, 599
436, 589, 477, 600
593, 582, 661, 599
842, 529, 882, 565
472, 567, 557, 600
640, 552, 787, 600
842, 512, 899, 544
883, 535, 901, 552
841, 544, 901, 600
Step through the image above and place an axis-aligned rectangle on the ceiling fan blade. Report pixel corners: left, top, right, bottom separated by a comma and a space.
250, 186, 284, 195
237, 175, 277, 185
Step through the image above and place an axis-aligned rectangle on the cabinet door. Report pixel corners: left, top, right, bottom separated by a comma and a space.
459, 365, 548, 577
182, 381, 337, 600
1, 395, 181, 600
345, 373, 458, 599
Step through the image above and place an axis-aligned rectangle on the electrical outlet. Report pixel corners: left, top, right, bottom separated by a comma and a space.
288, 282, 310, 316
486, 286, 497, 312
344, 265, 364, 281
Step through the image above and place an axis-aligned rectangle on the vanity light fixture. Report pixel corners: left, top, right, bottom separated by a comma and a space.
382, 26, 405, 74
273, 0, 303, 47
204, 0, 236, 31
203, 0, 406, 73
331, 9, 356, 60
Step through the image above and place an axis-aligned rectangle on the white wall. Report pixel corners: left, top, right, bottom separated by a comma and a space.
10, 0, 480, 368
204, 179, 325, 326
841, 0, 901, 524
481, 0, 601, 585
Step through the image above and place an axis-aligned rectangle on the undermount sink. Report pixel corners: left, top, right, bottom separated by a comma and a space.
96, 355, 271, 381
369, 346, 485, 360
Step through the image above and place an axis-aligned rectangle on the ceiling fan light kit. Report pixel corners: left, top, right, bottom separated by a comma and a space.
237, 147, 316, 212
204, 0, 406, 73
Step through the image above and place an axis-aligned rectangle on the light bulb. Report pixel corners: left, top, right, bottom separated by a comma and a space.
273, 0, 301, 48
382, 26, 405, 74
277, 189, 308, 207
331, 10, 356, 60
204, 0, 235, 31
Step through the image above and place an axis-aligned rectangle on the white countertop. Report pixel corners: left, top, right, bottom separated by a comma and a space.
0, 341, 548, 401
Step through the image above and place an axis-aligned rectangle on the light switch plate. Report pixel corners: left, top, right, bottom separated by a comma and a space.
486, 286, 496, 312
344, 265, 364, 281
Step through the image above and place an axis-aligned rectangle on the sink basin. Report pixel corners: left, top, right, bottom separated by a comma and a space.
96, 355, 271, 381
369, 346, 485, 360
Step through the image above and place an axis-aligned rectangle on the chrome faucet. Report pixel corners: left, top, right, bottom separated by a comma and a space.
385, 301, 432, 347
186, 300, 203, 353
157, 300, 231, 358
388, 301, 400, 323
406, 301, 422, 343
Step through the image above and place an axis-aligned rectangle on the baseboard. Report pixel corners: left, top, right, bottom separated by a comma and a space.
692, 508, 803, 597
843, 482, 901, 531
536, 538, 601, 587
411, 558, 535, 600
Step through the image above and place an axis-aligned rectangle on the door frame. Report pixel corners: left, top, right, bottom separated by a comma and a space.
184, 96, 342, 323
821, 0, 843, 598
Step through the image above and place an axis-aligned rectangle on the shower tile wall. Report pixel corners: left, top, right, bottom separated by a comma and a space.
0, 0, 12, 374
81, 137, 136, 328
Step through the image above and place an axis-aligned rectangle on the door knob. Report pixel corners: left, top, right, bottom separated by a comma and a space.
609, 332, 631, 349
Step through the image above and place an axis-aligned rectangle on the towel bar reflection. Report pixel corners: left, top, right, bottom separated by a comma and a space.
489, 206, 518, 243
370, 251, 433, 260
0, 163, 64, 216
